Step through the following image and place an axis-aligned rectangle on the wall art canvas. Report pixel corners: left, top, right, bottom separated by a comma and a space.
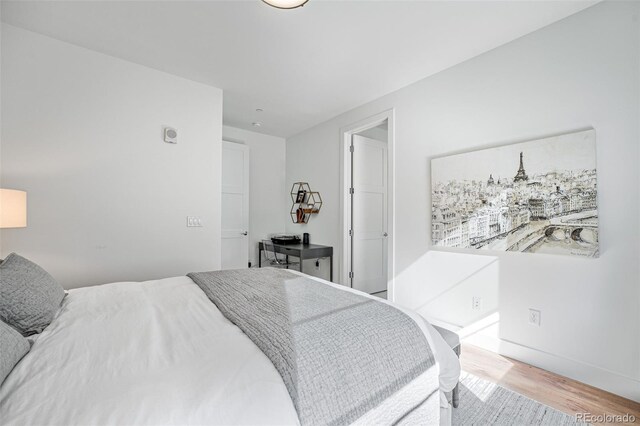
431, 129, 598, 257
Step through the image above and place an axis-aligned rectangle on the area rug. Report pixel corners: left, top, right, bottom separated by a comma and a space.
452, 372, 588, 425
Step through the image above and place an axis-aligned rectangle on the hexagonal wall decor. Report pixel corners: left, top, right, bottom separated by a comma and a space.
290, 182, 322, 224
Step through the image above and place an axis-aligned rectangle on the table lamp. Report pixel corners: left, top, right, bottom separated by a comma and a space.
0, 189, 27, 228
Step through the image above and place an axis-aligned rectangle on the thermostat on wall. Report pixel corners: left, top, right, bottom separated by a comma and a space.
164, 127, 178, 144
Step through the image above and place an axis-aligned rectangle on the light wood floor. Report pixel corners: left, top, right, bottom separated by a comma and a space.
460, 343, 640, 425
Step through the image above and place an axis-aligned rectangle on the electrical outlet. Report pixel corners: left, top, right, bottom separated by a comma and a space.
186, 216, 202, 227
471, 296, 482, 310
529, 309, 541, 326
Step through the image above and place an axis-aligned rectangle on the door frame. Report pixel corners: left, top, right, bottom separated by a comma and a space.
339, 109, 395, 300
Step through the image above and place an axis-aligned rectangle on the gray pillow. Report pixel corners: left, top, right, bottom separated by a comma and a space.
0, 320, 30, 385
0, 253, 65, 336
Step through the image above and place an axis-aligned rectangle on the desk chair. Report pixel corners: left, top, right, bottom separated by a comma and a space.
262, 240, 300, 269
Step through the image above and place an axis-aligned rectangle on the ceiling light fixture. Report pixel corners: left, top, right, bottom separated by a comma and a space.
262, 0, 308, 10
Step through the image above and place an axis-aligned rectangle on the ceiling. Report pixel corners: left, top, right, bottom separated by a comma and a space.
1, 0, 598, 138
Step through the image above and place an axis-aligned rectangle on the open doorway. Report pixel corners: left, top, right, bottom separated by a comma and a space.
341, 110, 394, 300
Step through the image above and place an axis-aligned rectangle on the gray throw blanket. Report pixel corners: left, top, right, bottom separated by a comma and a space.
188, 268, 435, 426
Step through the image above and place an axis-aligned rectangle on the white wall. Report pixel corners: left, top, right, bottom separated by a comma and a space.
222, 126, 287, 266
0, 25, 223, 288
286, 2, 640, 400
285, 124, 338, 281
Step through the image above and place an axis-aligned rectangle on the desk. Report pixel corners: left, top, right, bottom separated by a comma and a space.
258, 242, 333, 281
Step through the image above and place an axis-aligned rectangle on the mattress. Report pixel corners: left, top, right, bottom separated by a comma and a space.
0, 273, 459, 425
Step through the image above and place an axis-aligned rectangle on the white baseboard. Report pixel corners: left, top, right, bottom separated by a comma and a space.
495, 338, 640, 403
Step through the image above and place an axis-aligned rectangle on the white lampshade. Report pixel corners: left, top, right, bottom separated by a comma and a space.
262, 0, 308, 9
0, 189, 27, 228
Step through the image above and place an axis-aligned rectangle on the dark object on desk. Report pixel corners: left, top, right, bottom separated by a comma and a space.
303, 233, 310, 245
271, 235, 301, 245
259, 241, 333, 281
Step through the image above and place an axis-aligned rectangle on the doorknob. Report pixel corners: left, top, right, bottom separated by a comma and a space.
383, 232, 388, 237
241, 231, 248, 236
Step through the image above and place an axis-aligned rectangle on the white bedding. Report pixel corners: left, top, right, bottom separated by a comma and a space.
0, 273, 459, 426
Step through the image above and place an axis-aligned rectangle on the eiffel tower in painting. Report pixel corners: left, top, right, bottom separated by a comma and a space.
513, 152, 529, 182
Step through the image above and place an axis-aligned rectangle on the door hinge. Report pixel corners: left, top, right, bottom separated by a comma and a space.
349, 229, 353, 237
350, 145, 354, 153
348, 271, 354, 279
349, 187, 355, 195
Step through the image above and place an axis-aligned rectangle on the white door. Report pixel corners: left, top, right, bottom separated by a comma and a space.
351, 134, 388, 294
221, 141, 249, 270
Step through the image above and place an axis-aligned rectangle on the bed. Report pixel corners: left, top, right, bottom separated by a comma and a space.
0, 267, 460, 426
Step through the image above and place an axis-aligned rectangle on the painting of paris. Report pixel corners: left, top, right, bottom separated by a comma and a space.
431, 129, 598, 257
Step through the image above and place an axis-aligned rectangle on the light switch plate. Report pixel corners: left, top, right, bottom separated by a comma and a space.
187, 216, 202, 227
